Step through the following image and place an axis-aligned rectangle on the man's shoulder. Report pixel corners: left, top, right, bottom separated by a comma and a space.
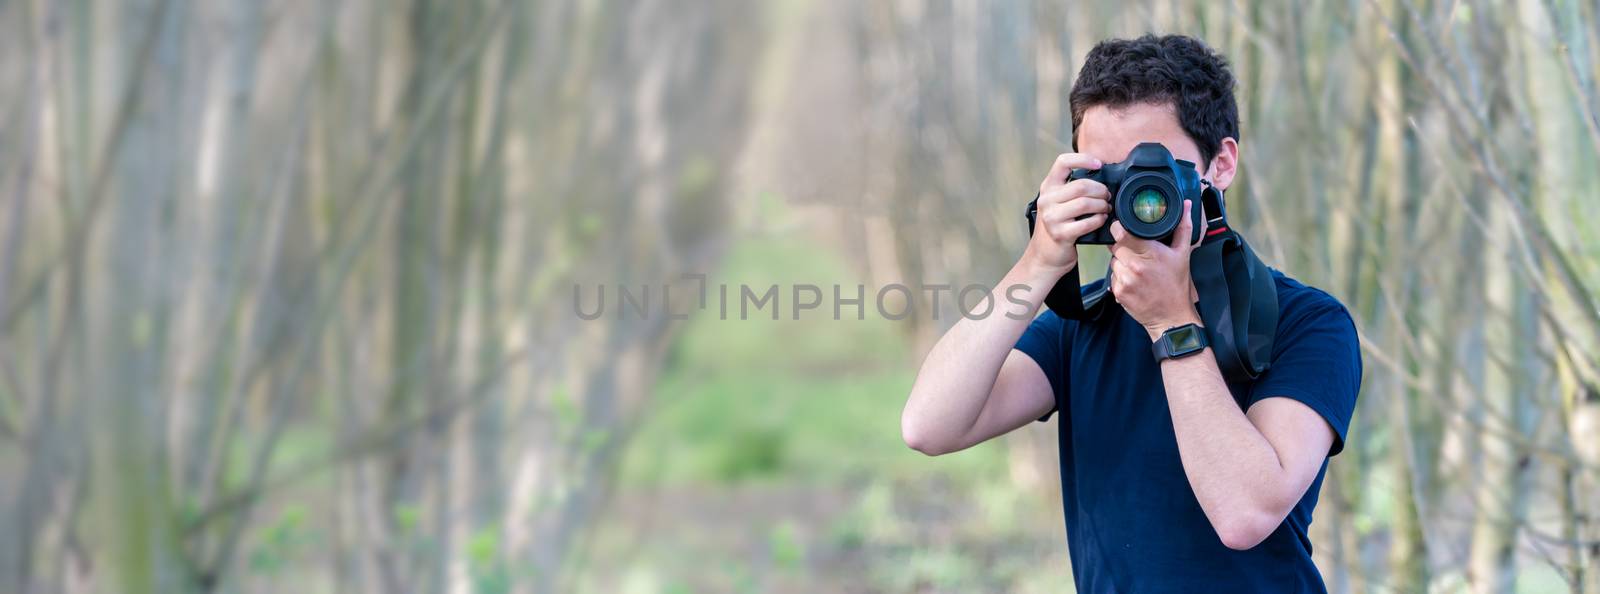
1269, 269, 1356, 336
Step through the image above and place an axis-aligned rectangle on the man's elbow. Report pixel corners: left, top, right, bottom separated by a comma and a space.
900, 417, 957, 456
1212, 509, 1281, 551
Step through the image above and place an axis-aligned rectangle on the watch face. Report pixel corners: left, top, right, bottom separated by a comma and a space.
1169, 325, 1204, 354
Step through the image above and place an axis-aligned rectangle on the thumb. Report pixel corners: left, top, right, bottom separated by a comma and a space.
1169, 200, 1194, 251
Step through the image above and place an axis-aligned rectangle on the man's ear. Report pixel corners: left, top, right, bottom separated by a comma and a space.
1207, 137, 1239, 191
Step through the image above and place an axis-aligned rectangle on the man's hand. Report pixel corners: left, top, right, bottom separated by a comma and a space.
1025, 153, 1111, 277
1109, 199, 1207, 340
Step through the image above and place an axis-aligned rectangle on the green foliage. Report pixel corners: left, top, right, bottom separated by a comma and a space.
878, 547, 982, 591
669, 155, 725, 244
467, 527, 498, 569
552, 383, 580, 435
714, 427, 786, 482
831, 479, 908, 545
248, 505, 310, 575
767, 520, 804, 570
393, 503, 421, 535
581, 428, 610, 456
467, 526, 511, 594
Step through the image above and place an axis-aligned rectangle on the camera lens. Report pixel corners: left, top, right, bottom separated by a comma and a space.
1131, 189, 1167, 224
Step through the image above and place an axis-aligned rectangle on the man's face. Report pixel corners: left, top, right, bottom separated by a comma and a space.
1075, 102, 1235, 191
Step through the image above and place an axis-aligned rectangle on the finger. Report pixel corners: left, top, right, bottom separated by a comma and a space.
1169, 200, 1195, 251
1040, 194, 1112, 224
1038, 177, 1110, 210
1050, 213, 1107, 241
1112, 221, 1159, 256
1062, 178, 1110, 201
1041, 153, 1104, 191
1111, 244, 1136, 265
1113, 220, 1152, 252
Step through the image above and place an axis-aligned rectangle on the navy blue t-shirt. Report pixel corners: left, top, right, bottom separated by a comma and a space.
1013, 269, 1360, 593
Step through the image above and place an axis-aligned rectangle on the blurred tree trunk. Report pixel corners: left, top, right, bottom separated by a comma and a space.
98, 1, 196, 592
1520, 1, 1600, 591
1468, 5, 1540, 590
1377, 1, 1440, 590
1467, 190, 1538, 594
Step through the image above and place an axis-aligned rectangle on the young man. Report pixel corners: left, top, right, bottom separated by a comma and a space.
901, 35, 1361, 591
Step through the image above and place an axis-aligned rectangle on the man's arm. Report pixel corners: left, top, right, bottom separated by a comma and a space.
1107, 201, 1336, 550
901, 260, 1057, 456
901, 153, 1109, 456
1155, 339, 1335, 550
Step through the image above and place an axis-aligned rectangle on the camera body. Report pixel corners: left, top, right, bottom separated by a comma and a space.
1064, 142, 1204, 245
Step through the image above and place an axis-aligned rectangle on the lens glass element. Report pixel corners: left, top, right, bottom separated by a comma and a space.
1131, 189, 1167, 224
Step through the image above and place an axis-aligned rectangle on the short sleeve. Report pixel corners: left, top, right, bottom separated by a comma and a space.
1247, 300, 1363, 456
1014, 310, 1069, 422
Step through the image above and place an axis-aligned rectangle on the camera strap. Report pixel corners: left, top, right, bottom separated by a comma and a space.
1042, 261, 1110, 320
1189, 185, 1278, 382
1036, 185, 1278, 384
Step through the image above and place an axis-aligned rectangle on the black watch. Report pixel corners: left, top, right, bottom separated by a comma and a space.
1152, 323, 1209, 362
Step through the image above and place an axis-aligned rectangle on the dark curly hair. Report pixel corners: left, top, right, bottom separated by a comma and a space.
1070, 34, 1239, 167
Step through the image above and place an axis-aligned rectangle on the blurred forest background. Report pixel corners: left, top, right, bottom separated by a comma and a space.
0, 0, 1597, 593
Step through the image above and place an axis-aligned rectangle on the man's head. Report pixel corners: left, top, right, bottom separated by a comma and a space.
1071, 34, 1240, 192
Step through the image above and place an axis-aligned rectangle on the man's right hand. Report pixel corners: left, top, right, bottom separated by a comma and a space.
1026, 152, 1111, 277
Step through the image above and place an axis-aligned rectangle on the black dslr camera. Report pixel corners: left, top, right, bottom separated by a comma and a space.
1027, 142, 1204, 245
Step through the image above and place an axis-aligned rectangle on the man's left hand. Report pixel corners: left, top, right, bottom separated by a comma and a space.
1109, 199, 1207, 341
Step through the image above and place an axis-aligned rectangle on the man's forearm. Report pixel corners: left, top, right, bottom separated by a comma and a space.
1157, 339, 1295, 549
901, 257, 1059, 453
